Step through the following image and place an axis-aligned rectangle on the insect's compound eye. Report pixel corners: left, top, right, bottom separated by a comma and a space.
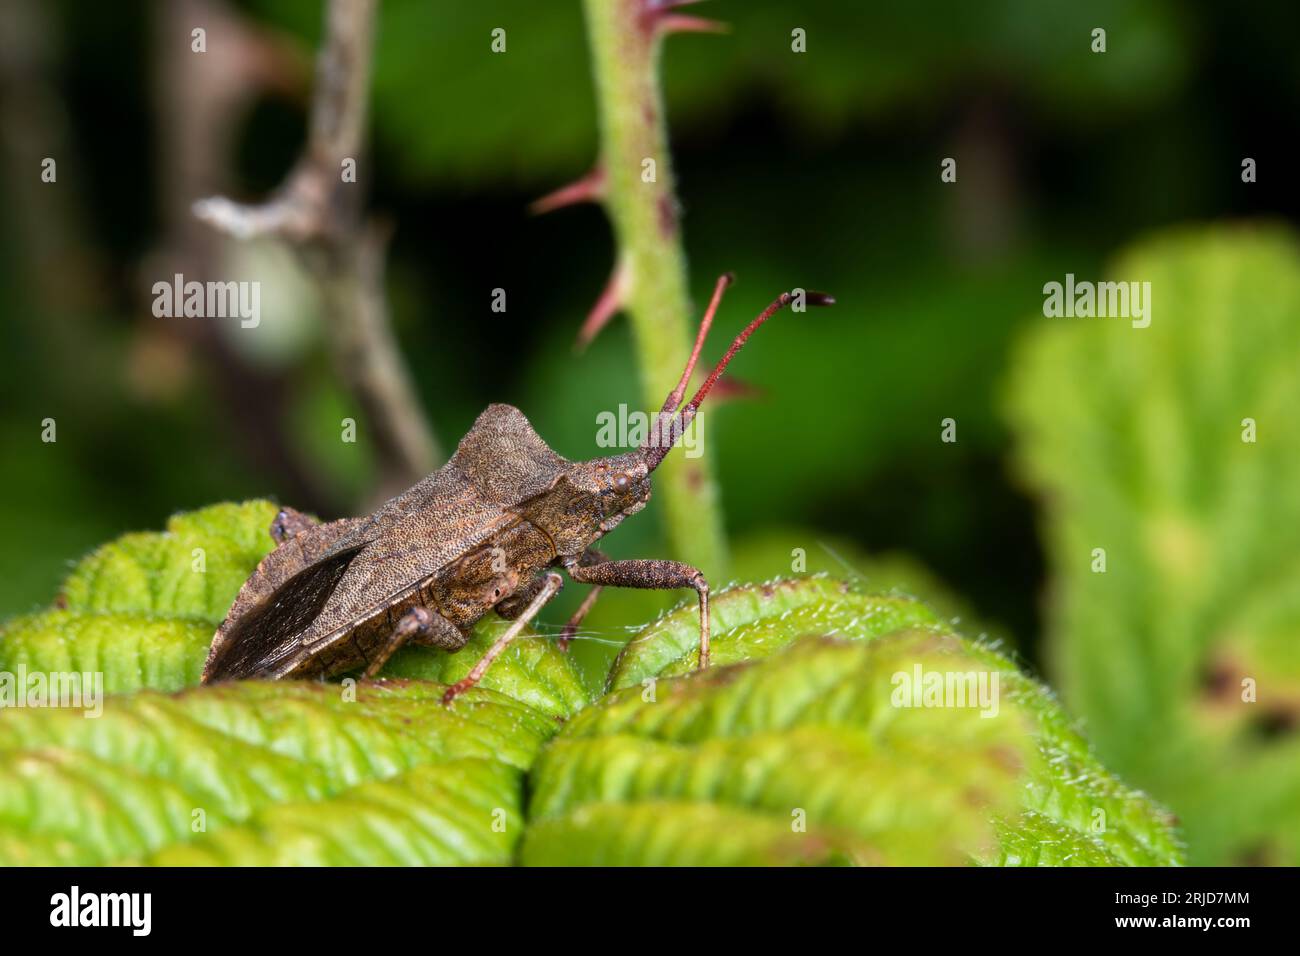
614, 473, 630, 491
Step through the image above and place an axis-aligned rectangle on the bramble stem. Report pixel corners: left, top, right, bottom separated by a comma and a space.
582, 0, 728, 578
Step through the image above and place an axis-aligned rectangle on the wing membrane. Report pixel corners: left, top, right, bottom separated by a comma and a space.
204, 545, 365, 681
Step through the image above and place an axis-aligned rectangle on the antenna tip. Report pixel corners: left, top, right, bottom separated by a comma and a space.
806, 291, 836, 307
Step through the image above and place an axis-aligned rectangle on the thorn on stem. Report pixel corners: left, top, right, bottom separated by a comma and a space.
640, 0, 728, 37
657, 14, 729, 35
576, 265, 628, 351
529, 168, 605, 215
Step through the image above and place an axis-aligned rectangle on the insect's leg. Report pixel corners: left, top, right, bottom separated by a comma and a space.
557, 586, 603, 652
443, 572, 564, 705
404, 610, 468, 649
563, 557, 711, 669
500, 550, 607, 651
270, 506, 319, 544
557, 548, 610, 650
362, 607, 457, 679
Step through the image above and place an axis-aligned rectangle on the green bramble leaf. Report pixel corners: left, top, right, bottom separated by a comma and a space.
58, 500, 282, 622
0, 506, 1180, 865
0, 501, 281, 695
1005, 225, 1300, 865
527, 627, 1183, 866
607, 575, 942, 689
729, 527, 996, 638
384, 618, 590, 718
0, 680, 551, 866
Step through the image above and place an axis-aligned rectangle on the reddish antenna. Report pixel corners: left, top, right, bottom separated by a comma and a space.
643, 278, 834, 470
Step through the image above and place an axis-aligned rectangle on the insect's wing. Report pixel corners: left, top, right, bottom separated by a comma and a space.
297, 405, 571, 632
202, 514, 364, 682
202, 545, 366, 681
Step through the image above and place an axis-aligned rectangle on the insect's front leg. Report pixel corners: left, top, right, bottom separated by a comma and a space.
562, 556, 711, 669
497, 550, 609, 652
555, 548, 609, 651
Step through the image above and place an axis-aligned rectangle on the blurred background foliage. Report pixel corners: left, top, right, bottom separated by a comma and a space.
0, 0, 1297, 864
1006, 228, 1300, 866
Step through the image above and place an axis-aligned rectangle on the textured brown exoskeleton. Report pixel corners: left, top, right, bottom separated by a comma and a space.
201, 276, 833, 702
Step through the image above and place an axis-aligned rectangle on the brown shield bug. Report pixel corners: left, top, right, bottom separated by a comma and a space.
201, 275, 833, 702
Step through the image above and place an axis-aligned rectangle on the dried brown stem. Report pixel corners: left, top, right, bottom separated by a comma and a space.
194, 0, 441, 494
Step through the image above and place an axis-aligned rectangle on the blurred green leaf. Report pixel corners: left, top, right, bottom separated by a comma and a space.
1005, 225, 1300, 864
247, 0, 1189, 186
0, 612, 210, 696
59, 500, 280, 623
521, 800, 860, 866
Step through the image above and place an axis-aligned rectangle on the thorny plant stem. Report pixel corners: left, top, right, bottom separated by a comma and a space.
582, 0, 728, 579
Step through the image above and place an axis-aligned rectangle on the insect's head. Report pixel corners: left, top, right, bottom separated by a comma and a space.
639, 273, 835, 473
568, 450, 651, 532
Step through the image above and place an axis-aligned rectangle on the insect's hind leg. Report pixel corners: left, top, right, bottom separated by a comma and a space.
362, 606, 461, 679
